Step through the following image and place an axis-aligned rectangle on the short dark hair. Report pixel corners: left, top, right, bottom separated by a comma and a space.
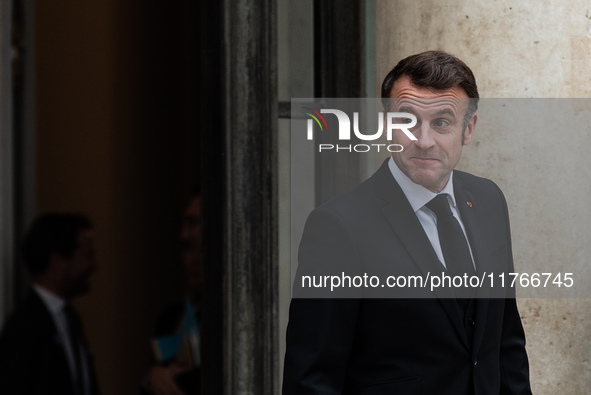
22, 213, 93, 277
381, 50, 479, 127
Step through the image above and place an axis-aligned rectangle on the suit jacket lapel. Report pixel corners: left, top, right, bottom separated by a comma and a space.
372, 160, 469, 349
454, 176, 492, 356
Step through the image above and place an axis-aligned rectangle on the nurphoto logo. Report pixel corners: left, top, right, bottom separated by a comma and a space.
303, 107, 417, 153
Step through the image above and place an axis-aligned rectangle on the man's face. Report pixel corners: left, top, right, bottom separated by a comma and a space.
387, 75, 477, 193
181, 196, 202, 296
63, 230, 97, 298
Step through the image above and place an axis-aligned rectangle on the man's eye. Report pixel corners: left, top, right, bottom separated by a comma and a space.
434, 119, 450, 127
402, 118, 413, 124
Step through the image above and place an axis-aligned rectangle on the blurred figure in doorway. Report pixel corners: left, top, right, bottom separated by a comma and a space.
143, 192, 202, 395
0, 213, 100, 395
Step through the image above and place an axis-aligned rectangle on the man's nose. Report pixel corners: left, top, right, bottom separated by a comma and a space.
414, 123, 435, 149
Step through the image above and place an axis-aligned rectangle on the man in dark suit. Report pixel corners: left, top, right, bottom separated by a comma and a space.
0, 213, 100, 395
283, 51, 531, 394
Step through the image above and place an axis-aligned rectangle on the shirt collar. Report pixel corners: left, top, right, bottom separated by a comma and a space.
33, 283, 66, 315
388, 156, 457, 211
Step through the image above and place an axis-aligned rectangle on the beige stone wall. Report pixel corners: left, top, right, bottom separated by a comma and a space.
376, 0, 591, 98
376, 1, 591, 393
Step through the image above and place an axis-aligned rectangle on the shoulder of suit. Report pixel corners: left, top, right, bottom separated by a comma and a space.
453, 170, 510, 213
454, 169, 504, 193
316, 176, 379, 214
0, 290, 55, 338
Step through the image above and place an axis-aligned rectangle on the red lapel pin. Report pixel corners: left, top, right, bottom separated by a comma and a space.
467, 202, 472, 207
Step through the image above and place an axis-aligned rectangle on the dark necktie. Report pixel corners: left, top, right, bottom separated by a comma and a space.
426, 194, 475, 300
64, 304, 85, 395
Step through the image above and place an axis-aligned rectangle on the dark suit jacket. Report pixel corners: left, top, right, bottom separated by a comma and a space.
283, 160, 531, 395
0, 289, 100, 395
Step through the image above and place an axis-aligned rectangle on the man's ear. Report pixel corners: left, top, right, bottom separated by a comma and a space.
463, 113, 477, 146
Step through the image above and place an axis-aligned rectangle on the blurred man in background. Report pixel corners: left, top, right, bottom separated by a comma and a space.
145, 192, 202, 395
0, 213, 100, 395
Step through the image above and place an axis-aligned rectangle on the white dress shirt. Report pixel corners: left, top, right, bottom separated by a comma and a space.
388, 157, 476, 271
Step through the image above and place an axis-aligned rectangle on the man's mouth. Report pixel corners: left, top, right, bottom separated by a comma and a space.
411, 157, 438, 162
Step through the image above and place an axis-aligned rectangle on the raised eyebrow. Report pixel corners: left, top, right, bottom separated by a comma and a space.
432, 108, 457, 118
394, 106, 455, 118
396, 106, 417, 116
